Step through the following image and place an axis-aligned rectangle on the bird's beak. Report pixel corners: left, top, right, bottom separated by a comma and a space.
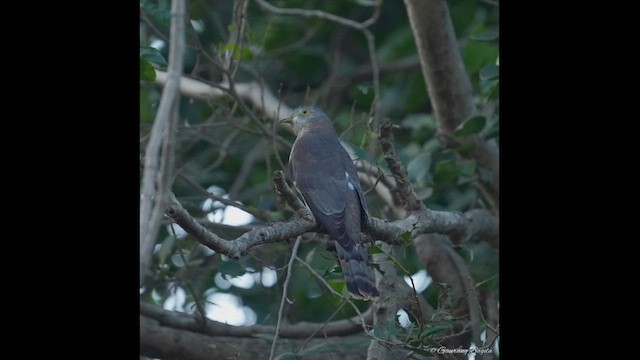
279, 116, 292, 124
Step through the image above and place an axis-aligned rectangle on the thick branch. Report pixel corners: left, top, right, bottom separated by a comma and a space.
460, 209, 498, 247
167, 172, 496, 259
140, 0, 185, 286
155, 70, 293, 121
166, 197, 315, 259
403, 0, 499, 211
403, 0, 473, 136
140, 302, 373, 339
141, 314, 370, 360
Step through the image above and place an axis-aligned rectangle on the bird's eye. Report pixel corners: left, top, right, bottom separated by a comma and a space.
300, 109, 309, 115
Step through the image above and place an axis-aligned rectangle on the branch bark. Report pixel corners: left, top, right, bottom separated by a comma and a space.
155, 70, 293, 121
379, 119, 424, 214
165, 171, 497, 259
140, 0, 186, 286
403, 0, 499, 211
141, 314, 371, 360
140, 302, 373, 339
367, 243, 433, 360
413, 234, 484, 360
376, 84, 494, 358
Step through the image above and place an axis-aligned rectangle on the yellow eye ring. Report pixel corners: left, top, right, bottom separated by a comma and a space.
300, 108, 309, 115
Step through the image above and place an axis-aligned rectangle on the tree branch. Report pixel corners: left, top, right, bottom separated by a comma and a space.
140, 0, 186, 286
166, 171, 496, 259
141, 314, 371, 360
272, 168, 307, 213
155, 70, 293, 122
413, 234, 483, 360
378, 113, 493, 358
140, 302, 373, 339
253, 0, 379, 30
403, 0, 499, 211
379, 119, 424, 214
367, 243, 409, 359
269, 236, 302, 360
294, 256, 369, 332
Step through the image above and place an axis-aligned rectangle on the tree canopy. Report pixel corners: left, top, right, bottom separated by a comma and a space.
140, 1, 499, 359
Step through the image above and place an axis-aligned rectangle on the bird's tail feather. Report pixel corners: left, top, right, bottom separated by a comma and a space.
334, 241, 379, 301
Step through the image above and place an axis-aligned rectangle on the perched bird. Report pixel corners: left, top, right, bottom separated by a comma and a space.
281, 105, 379, 301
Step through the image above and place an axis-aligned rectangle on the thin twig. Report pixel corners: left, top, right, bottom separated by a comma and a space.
379, 119, 424, 213
293, 256, 369, 334
269, 23, 322, 57
175, 172, 266, 221
364, 29, 381, 126
172, 226, 207, 323
269, 236, 302, 360
254, 0, 381, 122
153, 71, 294, 130
254, 0, 379, 30
140, 9, 170, 43
228, 0, 249, 78
298, 302, 346, 352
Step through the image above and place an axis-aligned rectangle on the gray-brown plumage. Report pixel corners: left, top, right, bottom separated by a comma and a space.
281, 105, 379, 301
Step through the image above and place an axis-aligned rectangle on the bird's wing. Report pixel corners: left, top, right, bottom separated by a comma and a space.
290, 130, 379, 300
290, 132, 366, 242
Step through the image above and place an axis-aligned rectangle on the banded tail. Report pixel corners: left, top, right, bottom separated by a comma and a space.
334, 241, 379, 301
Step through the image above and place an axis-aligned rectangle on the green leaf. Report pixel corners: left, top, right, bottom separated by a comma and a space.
140, 58, 156, 81
479, 65, 499, 81
454, 116, 486, 138
407, 152, 432, 184
327, 278, 346, 294
421, 324, 453, 338
218, 259, 245, 279
219, 43, 252, 61
369, 245, 384, 255
401, 113, 436, 131
434, 160, 458, 183
457, 160, 477, 184
462, 40, 499, 75
400, 345, 435, 357
454, 143, 477, 155
471, 30, 499, 41
140, 46, 167, 66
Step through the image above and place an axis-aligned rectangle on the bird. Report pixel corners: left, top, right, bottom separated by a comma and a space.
280, 105, 379, 301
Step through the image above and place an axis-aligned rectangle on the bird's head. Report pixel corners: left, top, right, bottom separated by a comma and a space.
280, 105, 332, 135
